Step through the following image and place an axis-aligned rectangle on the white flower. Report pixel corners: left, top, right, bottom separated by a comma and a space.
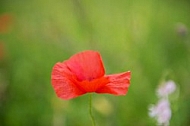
149, 80, 177, 125
149, 99, 171, 126
157, 80, 176, 97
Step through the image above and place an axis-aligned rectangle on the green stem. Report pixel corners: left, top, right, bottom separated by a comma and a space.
89, 93, 96, 126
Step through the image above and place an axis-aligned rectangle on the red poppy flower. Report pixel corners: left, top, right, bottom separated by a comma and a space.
51, 50, 131, 100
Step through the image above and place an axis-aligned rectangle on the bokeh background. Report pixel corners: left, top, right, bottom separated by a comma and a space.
0, 0, 190, 126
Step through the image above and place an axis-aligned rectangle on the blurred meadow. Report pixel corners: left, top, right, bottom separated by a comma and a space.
0, 0, 190, 126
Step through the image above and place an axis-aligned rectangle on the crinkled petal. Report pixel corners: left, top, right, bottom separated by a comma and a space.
51, 62, 86, 100
78, 77, 109, 92
96, 71, 131, 95
65, 50, 105, 81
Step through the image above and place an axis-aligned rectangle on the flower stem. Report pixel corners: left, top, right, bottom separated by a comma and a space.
89, 93, 96, 126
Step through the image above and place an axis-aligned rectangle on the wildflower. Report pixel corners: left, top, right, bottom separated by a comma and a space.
149, 99, 171, 125
157, 80, 176, 98
51, 50, 131, 100
149, 80, 177, 126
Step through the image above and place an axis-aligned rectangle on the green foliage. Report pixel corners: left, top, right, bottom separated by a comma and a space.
0, 0, 190, 125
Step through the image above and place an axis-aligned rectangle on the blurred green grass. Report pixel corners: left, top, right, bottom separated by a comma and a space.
0, 0, 190, 125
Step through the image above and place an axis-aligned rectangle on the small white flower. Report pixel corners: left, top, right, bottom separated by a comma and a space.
157, 108, 171, 126
149, 80, 177, 125
157, 80, 176, 97
149, 99, 171, 126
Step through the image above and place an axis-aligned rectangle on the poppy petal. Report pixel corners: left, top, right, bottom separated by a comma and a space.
65, 51, 105, 81
96, 71, 131, 95
78, 77, 109, 92
51, 62, 86, 100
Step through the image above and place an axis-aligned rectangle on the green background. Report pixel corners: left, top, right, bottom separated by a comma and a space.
0, 0, 190, 125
